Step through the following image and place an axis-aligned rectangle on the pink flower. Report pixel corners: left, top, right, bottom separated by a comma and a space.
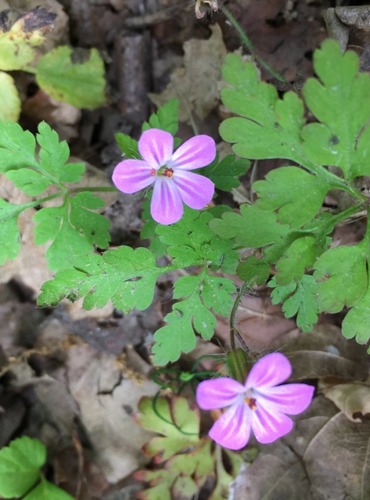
196, 353, 314, 450
112, 129, 216, 225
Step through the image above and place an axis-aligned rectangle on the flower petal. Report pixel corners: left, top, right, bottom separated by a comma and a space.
150, 177, 183, 224
256, 383, 315, 415
112, 159, 155, 194
246, 353, 292, 390
196, 377, 245, 410
171, 135, 216, 170
138, 129, 174, 168
173, 170, 215, 209
209, 402, 251, 450
251, 403, 293, 444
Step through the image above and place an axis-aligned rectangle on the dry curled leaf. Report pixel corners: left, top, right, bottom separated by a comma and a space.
149, 24, 226, 124
320, 378, 370, 423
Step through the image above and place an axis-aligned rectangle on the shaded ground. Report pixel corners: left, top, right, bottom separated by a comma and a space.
1, 1, 370, 499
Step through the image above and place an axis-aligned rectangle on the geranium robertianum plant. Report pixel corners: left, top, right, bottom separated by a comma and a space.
0, 38, 369, 477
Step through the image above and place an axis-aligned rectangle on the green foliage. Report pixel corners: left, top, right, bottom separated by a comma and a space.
218, 39, 370, 347
220, 52, 305, 163
302, 41, 370, 179
137, 396, 199, 461
156, 208, 238, 273
34, 192, 110, 272
342, 278, 370, 345
24, 481, 73, 500
142, 99, 179, 135
0, 121, 110, 270
314, 245, 367, 313
115, 132, 139, 159
0, 121, 37, 170
1, 121, 84, 190
152, 272, 235, 365
0, 436, 72, 499
135, 395, 242, 500
36, 47, 106, 109
0, 72, 21, 121
0, 437, 45, 498
209, 204, 290, 248
270, 275, 319, 332
0, 199, 26, 264
200, 154, 250, 191
37, 246, 167, 311
253, 167, 330, 228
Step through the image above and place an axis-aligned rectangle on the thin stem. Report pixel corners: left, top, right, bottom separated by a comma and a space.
16, 191, 64, 213
220, 4, 286, 83
69, 186, 118, 193
229, 281, 252, 352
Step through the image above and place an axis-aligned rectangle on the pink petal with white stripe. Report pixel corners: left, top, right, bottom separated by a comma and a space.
251, 402, 293, 444
256, 383, 315, 415
112, 159, 155, 194
150, 177, 183, 225
246, 353, 292, 390
173, 170, 215, 209
196, 378, 245, 410
171, 135, 216, 170
139, 129, 174, 168
209, 402, 251, 450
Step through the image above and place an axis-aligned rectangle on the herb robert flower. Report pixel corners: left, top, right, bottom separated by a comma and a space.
112, 129, 216, 225
196, 353, 314, 450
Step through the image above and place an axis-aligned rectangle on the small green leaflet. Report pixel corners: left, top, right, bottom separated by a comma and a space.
0, 199, 24, 264
2, 121, 85, 195
23, 481, 73, 500
36, 122, 85, 184
0, 121, 37, 170
199, 154, 250, 191
314, 245, 367, 313
142, 99, 179, 135
237, 256, 271, 285
342, 280, 370, 345
152, 273, 235, 365
0, 437, 45, 498
36, 47, 106, 109
34, 192, 110, 272
37, 246, 165, 312
302, 40, 370, 179
209, 204, 290, 248
270, 275, 319, 332
156, 208, 238, 273
220, 53, 306, 165
137, 396, 199, 461
115, 132, 139, 159
0, 71, 21, 121
275, 235, 323, 286
253, 167, 330, 229
115, 100, 179, 159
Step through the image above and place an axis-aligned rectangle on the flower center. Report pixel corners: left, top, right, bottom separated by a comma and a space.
244, 397, 257, 410
156, 166, 174, 178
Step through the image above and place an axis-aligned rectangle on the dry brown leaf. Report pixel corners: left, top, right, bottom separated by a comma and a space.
320, 379, 370, 423
149, 24, 226, 124
66, 344, 158, 483
232, 396, 370, 500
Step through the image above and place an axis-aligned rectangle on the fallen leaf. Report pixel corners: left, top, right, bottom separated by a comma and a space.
320, 379, 370, 422
149, 24, 227, 124
66, 344, 158, 483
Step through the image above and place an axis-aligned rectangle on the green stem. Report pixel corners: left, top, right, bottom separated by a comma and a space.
69, 186, 118, 193
220, 4, 286, 83
229, 281, 252, 352
15, 191, 64, 214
